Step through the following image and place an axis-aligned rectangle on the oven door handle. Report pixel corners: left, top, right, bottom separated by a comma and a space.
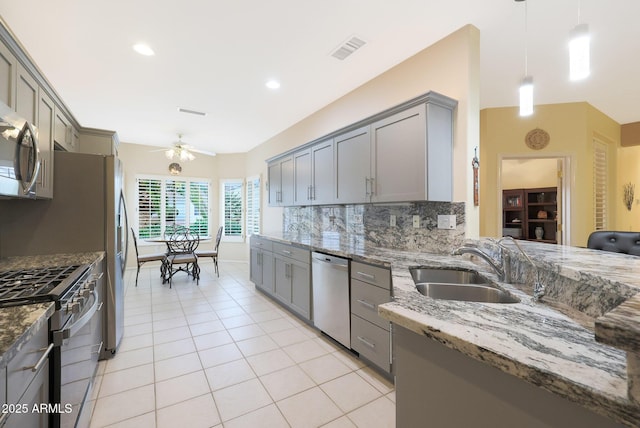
54, 289, 100, 345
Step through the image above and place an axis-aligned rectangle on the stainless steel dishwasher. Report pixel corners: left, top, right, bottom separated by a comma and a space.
312, 252, 350, 348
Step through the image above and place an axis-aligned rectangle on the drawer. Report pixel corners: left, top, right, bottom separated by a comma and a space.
250, 236, 273, 252
351, 279, 391, 330
351, 261, 391, 290
351, 314, 391, 372
273, 243, 310, 264
7, 322, 49, 404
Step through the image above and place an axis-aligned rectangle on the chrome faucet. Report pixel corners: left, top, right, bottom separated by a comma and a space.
497, 236, 545, 302
451, 246, 506, 281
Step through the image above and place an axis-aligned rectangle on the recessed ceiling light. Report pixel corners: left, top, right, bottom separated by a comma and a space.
265, 80, 281, 90
133, 43, 155, 56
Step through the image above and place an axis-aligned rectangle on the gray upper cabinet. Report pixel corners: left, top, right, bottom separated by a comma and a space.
36, 90, 55, 198
15, 63, 38, 124
266, 91, 457, 206
310, 138, 334, 205
0, 41, 17, 108
293, 149, 311, 205
370, 104, 427, 203
268, 155, 294, 206
54, 108, 74, 151
335, 126, 371, 203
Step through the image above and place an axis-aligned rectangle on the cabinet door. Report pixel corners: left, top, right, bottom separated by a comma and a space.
371, 104, 426, 202
293, 149, 311, 205
335, 126, 370, 203
262, 251, 274, 294
311, 139, 334, 205
54, 108, 72, 151
425, 101, 454, 201
16, 63, 38, 124
280, 156, 294, 206
290, 259, 311, 320
250, 247, 262, 286
36, 90, 55, 198
0, 41, 17, 108
267, 161, 281, 206
274, 256, 292, 304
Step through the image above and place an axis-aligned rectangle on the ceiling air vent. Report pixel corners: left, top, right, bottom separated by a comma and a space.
331, 36, 366, 60
178, 107, 207, 117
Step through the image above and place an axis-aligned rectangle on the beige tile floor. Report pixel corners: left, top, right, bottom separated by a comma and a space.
88, 260, 396, 428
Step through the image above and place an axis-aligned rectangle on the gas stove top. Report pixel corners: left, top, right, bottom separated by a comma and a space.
0, 265, 88, 308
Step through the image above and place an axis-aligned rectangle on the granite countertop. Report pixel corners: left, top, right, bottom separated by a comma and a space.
0, 252, 105, 370
256, 232, 640, 426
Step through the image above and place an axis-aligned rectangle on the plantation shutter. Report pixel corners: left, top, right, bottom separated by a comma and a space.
223, 180, 243, 238
165, 179, 187, 233
189, 181, 210, 237
245, 176, 260, 236
593, 141, 608, 230
137, 178, 162, 238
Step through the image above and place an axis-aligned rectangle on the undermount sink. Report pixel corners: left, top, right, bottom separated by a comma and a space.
409, 267, 520, 304
415, 282, 520, 303
410, 267, 488, 285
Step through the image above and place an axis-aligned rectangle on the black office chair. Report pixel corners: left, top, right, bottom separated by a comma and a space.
163, 228, 200, 287
195, 226, 223, 277
131, 228, 167, 287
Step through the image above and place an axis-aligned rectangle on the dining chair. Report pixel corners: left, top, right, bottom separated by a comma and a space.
131, 228, 167, 287
163, 228, 200, 288
196, 226, 224, 277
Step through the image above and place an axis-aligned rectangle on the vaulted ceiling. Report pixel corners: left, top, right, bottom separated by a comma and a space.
2, 0, 638, 154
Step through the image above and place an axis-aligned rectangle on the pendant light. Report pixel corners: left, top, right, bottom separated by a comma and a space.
569, 2, 590, 81
517, 0, 533, 117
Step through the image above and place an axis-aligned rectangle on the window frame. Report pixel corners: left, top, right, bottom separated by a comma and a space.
136, 174, 211, 239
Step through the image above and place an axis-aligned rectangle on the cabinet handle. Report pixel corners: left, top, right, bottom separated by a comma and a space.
365, 177, 369, 197
24, 343, 54, 372
357, 299, 376, 310
356, 336, 376, 349
258, 252, 262, 266
356, 271, 375, 281
282, 249, 292, 255
369, 177, 375, 198
286, 263, 291, 278
307, 185, 312, 200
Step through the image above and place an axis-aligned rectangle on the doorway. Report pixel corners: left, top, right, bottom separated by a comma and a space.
498, 155, 571, 245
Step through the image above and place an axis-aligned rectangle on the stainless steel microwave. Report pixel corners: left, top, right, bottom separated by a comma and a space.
0, 102, 40, 198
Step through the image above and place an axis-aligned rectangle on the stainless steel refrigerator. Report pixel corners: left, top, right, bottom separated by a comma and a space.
0, 151, 129, 358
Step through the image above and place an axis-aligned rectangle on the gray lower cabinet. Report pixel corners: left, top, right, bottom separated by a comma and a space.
350, 261, 392, 374
2, 317, 50, 428
394, 324, 625, 428
251, 238, 311, 321
250, 236, 274, 294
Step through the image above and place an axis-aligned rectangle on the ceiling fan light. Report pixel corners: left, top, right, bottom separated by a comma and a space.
165, 148, 175, 159
569, 23, 590, 81
519, 76, 534, 117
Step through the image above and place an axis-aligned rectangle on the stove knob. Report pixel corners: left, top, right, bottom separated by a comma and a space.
85, 281, 96, 292
66, 302, 80, 314
80, 288, 91, 298
74, 296, 85, 306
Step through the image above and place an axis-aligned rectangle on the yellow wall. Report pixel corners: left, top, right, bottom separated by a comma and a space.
616, 145, 640, 231
480, 102, 620, 247
502, 158, 558, 189
246, 25, 481, 237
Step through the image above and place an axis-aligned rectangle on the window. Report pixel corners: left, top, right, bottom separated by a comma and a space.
136, 175, 210, 238
221, 179, 243, 241
246, 175, 261, 237
593, 140, 608, 231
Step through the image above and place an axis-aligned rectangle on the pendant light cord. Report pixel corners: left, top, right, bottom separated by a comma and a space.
524, 0, 528, 76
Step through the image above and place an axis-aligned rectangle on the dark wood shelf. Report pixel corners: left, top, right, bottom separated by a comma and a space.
504, 187, 558, 244
527, 219, 557, 223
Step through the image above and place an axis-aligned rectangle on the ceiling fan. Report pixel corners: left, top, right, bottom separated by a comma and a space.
157, 135, 217, 161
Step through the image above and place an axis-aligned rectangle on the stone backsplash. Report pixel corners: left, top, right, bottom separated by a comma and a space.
283, 201, 465, 254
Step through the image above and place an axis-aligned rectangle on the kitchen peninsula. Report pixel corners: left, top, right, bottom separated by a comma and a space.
252, 231, 640, 427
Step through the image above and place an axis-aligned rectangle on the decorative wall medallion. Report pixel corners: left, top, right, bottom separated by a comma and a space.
525, 128, 550, 150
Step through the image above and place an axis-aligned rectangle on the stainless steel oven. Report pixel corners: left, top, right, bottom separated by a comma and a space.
0, 101, 40, 198
50, 263, 103, 428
